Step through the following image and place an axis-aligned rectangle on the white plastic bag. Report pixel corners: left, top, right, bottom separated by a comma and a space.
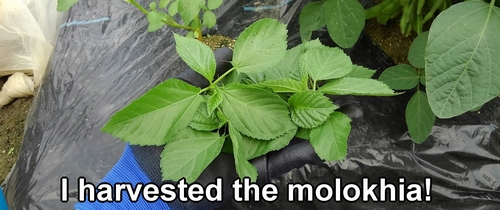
0, 0, 66, 108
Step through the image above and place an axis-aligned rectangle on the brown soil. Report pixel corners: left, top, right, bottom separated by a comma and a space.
364, 18, 417, 65
0, 95, 32, 183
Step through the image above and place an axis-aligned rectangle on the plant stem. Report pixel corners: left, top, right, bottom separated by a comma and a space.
312, 80, 317, 90
128, 0, 193, 31
199, 67, 237, 94
193, 15, 203, 41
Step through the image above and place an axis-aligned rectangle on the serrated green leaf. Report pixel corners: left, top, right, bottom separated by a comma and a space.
289, 91, 339, 129
300, 47, 353, 81
147, 11, 166, 32
102, 78, 202, 146
174, 34, 216, 82
299, 1, 327, 41
425, 1, 500, 118
189, 102, 220, 131
241, 127, 297, 160
295, 127, 310, 140
344, 65, 376, 79
178, 0, 204, 24
207, 0, 223, 10
406, 91, 435, 144
202, 11, 217, 28
229, 123, 258, 181
57, 0, 78, 11
267, 44, 305, 80
159, 0, 171, 9
232, 18, 288, 73
324, 0, 365, 48
207, 88, 223, 113
220, 71, 241, 85
220, 84, 295, 140
252, 78, 305, 93
244, 72, 265, 84
310, 112, 351, 161
319, 77, 399, 96
408, 31, 429, 69
168, 0, 179, 16
378, 64, 419, 90
160, 128, 224, 183
304, 39, 326, 51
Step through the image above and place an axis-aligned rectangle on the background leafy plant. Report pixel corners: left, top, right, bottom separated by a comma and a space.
101, 18, 398, 182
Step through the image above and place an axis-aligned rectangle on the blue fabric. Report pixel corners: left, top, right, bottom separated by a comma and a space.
0, 187, 8, 210
74, 144, 171, 210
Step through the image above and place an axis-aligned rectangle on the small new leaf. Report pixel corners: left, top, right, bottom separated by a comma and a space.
160, 128, 225, 183
289, 91, 339, 129
268, 44, 305, 80
310, 112, 351, 161
101, 78, 202, 146
232, 18, 288, 73
168, 0, 179, 16
57, 0, 78, 11
174, 34, 216, 82
300, 47, 353, 81
203, 11, 217, 28
220, 84, 296, 140
159, 0, 171, 9
178, 0, 204, 24
229, 124, 258, 181
147, 11, 166, 32
319, 77, 399, 96
189, 103, 220, 131
406, 91, 435, 144
207, 88, 223, 114
378, 64, 419, 90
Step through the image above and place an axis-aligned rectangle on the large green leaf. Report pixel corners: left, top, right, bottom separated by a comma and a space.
174, 34, 216, 82
324, 0, 365, 48
378, 64, 419, 90
189, 102, 220, 131
309, 112, 351, 161
252, 78, 305, 93
229, 124, 258, 181
220, 84, 295, 140
207, 88, 223, 113
241, 127, 297, 160
160, 128, 224, 183
266, 44, 305, 80
406, 91, 435, 144
319, 77, 399, 96
408, 32, 429, 69
344, 65, 377, 79
178, 0, 204, 24
300, 47, 353, 81
299, 1, 327, 41
232, 18, 288, 73
425, 1, 500, 118
57, 0, 78, 11
289, 91, 339, 129
102, 78, 202, 145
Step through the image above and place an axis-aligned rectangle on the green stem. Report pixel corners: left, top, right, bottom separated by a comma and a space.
128, 0, 193, 31
199, 67, 237, 94
312, 80, 317, 90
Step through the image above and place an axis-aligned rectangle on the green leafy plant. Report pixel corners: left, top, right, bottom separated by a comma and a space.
365, 0, 452, 36
424, 0, 500, 118
57, 0, 222, 40
378, 0, 500, 143
101, 18, 398, 182
299, 0, 366, 48
378, 31, 435, 143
